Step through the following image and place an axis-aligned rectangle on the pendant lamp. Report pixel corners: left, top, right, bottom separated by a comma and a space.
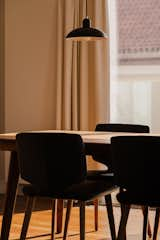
66, 0, 107, 41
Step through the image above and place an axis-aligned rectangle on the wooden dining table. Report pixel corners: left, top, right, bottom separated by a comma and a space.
0, 130, 151, 239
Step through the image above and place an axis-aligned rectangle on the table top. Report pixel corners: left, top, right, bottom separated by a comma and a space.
0, 130, 153, 144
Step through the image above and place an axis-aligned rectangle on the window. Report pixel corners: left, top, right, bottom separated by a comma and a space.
109, 0, 160, 132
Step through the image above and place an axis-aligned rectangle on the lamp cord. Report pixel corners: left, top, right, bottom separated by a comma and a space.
86, 0, 88, 17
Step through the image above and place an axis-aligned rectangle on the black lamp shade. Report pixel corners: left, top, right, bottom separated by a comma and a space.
66, 18, 107, 41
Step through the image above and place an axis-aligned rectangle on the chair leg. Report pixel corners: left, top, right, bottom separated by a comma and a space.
142, 206, 148, 240
142, 205, 152, 238
120, 203, 126, 240
63, 200, 73, 240
56, 199, 64, 233
117, 204, 130, 240
93, 199, 98, 231
80, 201, 86, 240
20, 196, 36, 240
153, 208, 160, 240
51, 199, 56, 240
105, 194, 116, 240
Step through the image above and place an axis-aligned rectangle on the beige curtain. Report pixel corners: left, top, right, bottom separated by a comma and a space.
54, 0, 110, 131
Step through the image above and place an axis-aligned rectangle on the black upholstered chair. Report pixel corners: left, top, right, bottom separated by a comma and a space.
111, 136, 160, 240
16, 132, 118, 240
88, 123, 150, 177
87, 123, 151, 236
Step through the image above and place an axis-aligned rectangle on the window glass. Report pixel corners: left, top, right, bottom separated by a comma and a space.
109, 0, 160, 132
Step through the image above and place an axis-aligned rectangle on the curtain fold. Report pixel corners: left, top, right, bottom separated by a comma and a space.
55, 0, 110, 130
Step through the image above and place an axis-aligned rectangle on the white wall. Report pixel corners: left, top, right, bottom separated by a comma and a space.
0, 0, 58, 187
0, 0, 5, 185
5, 0, 57, 132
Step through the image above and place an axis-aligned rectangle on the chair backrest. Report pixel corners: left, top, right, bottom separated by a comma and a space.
93, 123, 150, 169
111, 136, 160, 197
16, 133, 87, 192
95, 123, 150, 133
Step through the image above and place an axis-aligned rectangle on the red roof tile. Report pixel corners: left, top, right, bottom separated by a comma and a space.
117, 0, 160, 64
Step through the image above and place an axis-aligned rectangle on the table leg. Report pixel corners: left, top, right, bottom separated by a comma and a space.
1, 151, 19, 240
56, 199, 64, 233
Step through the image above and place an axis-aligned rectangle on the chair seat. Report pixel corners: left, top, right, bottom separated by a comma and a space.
23, 179, 118, 202
117, 191, 160, 207
87, 170, 114, 180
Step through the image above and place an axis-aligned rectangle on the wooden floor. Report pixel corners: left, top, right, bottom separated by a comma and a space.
0, 195, 159, 240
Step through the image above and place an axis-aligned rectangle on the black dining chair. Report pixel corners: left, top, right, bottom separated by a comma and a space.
88, 123, 150, 176
16, 132, 118, 240
111, 135, 160, 240
86, 123, 151, 236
